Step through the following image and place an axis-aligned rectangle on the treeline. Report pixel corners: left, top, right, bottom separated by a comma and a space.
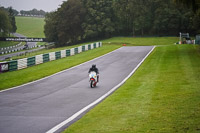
20, 9, 46, 17
44, 0, 200, 46
0, 7, 17, 36
0, 6, 47, 17
0, 6, 18, 16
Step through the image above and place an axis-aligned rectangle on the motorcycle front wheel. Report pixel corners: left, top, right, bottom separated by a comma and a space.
90, 80, 96, 88
90, 80, 94, 88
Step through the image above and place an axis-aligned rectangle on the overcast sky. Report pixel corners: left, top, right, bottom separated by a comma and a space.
0, 0, 67, 12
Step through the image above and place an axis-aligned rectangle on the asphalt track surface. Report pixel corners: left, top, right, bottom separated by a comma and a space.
0, 46, 154, 133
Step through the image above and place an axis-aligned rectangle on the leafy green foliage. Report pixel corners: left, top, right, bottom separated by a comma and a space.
44, 12, 58, 42
44, 0, 200, 46
0, 7, 17, 36
174, 0, 200, 13
82, 0, 115, 39
20, 9, 46, 16
57, 0, 86, 46
0, 8, 12, 36
8, 7, 17, 33
45, 0, 86, 46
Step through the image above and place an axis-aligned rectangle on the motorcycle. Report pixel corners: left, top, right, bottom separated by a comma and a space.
89, 71, 98, 88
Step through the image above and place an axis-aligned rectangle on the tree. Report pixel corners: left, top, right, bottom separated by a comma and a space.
151, 0, 180, 35
82, 0, 115, 40
20, 9, 46, 16
8, 7, 17, 33
44, 0, 200, 46
112, 0, 152, 36
112, 0, 134, 36
173, 0, 200, 13
56, 0, 86, 46
44, 12, 58, 43
44, 0, 86, 46
0, 9, 12, 36
132, 0, 152, 36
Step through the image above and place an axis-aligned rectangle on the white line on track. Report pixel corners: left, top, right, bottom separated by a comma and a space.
46, 46, 156, 133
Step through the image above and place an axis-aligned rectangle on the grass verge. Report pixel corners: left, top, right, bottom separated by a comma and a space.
0, 45, 120, 90
16, 16, 45, 38
63, 44, 200, 133
3, 37, 179, 60
102, 37, 179, 46
0, 41, 20, 48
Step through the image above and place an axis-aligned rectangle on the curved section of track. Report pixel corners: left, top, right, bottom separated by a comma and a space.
0, 33, 43, 61
0, 46, 154, 133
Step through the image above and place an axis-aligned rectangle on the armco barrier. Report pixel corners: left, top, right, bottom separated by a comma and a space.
82, 45, 85, 52
49, 52, 56, 61
66, 49, 70, 56
70, 48, 75, 56
55, 51, 61, 60
85, 45, 88, 51
36, 54, 43, 65
78, 46, 82, 53
61, 50, 65, 58
27, 57, 35, 67
43, 53, 49, 63
18, 58, 27, 70
0, 62, 9, 73
94, 43, 96, 48
88, 44, 91, 50
9, 60, 18, 71
91, 43, 94, 49
74, 47, 78, 54
0, 42, 102, 73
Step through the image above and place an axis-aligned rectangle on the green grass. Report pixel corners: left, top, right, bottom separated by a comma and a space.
0, 45, 120, 90
36, 42, 47, 46
8, 43, 99, 60
0, 41, 20, 48
16, 16, 45, 38
63, 44, 200, 133
5, 37, 178, 60
102, 37, 179, 46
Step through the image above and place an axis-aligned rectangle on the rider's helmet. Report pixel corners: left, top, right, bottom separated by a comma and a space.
92, 64, 96, 68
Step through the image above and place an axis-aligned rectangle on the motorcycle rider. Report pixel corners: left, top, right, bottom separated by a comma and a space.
88, 64, 99, 82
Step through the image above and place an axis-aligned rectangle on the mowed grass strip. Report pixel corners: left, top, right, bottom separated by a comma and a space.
5, 37, 178, 60
63, 45, 200, 133
102, 37, 179, 46
16, 16, 45, 38
0, 45, 120, 90
0, 41, 20, 48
